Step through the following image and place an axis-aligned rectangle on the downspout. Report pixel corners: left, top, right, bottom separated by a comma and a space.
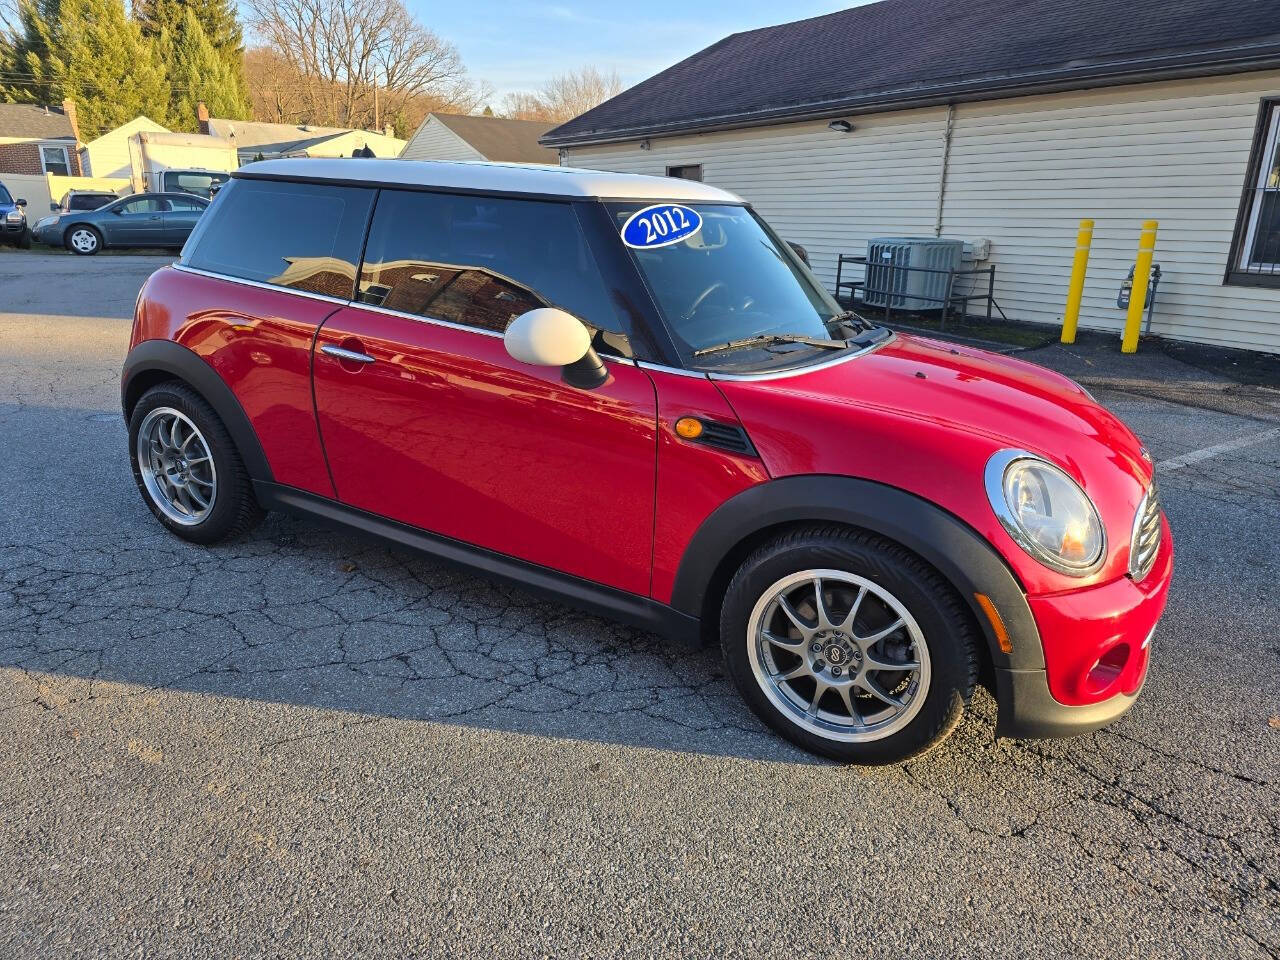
934, 103, 955, 237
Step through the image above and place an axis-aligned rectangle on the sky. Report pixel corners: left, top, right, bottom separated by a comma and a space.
409, 1, 868, 102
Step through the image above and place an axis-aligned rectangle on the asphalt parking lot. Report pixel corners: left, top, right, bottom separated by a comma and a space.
1, 251, 1277, 958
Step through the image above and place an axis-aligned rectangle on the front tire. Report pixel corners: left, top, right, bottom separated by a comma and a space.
128, 383, 264, 544
66, 225, 101, 255
17, 227, 31, 249
720, 526, 978, 764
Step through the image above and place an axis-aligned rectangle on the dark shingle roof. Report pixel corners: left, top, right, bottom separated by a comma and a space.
544, 0, 1280, 146
0, 103, 77, 140
433, 114, 558, 163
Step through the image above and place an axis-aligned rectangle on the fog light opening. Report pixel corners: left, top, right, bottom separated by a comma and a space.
1086, 642, 1131, 696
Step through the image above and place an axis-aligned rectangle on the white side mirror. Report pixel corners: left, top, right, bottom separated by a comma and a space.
504, 308, 590, 366
504, 307, 609, 389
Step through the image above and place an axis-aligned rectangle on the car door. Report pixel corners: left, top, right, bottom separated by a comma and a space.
107, 196, 166, 245
161, 195, 206, 245
311, 189, 658, 596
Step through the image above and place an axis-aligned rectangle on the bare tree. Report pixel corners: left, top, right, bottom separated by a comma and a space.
244, 0, 489, 134
501, 66, 622, 123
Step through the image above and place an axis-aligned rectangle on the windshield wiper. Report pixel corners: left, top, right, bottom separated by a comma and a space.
828, 309, 876, 334
693, 333, 848, 357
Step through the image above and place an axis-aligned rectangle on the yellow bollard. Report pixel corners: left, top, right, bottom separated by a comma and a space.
1061, 219, 1094, 344
1121, 220, 1158, 354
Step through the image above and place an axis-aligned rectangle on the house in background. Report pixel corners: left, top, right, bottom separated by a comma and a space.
78, 116, 168, 179
199, 105, 405, 164
545, 0, 1280, 354
400, 113, 557, 164
0, 101, 82, 177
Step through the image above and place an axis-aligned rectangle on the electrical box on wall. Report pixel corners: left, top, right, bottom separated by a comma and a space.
964, 238, 992, 261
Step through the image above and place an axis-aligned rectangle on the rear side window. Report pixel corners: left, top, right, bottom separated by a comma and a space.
185, 178, 374, 299
358, 189, 623, 341
69, 194, 114, 211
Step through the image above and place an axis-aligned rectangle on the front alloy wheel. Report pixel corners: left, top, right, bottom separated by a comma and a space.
748, 570, 931, 742
67, 226, 100, 254
721, 527, 978, 764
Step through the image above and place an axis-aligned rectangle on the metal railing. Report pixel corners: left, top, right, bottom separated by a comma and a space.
834, 255, 1003, 327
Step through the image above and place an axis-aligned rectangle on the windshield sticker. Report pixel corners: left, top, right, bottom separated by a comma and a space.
621, 204, 702, 249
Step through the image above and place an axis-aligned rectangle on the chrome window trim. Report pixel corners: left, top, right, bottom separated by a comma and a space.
170, 264, 635, 364
351, 301, 635, 363
704, 331, 896, 382
983, 448, 1108, 578
172, 263, 352, 308
635, 360, 709, 379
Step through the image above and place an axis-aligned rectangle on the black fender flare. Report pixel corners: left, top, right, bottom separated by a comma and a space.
120, 339, 274, 483
670, 475, 1043, 670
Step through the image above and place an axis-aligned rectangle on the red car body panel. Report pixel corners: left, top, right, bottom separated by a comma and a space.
717, 334, 1154, 596
647, 369, 770, 604
312, 305, 658, 596
1030, 518, 1171, 705
132, 268, 335, 497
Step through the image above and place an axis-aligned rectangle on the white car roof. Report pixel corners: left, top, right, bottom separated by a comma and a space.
234, 158, 743, 203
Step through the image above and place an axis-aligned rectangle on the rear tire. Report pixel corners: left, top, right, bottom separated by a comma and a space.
128, 382, 264, 544
720, 526, 978, 764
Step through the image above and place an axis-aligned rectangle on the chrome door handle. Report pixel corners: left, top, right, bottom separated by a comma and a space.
321, 344, 376, 364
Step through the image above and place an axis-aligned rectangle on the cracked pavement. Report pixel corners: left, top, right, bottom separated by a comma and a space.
1, 252, 1278, 958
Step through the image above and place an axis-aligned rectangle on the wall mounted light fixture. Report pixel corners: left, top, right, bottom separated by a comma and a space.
827, 119, 854, 133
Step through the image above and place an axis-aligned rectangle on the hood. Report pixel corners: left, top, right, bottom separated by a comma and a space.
715, 332, 1154, 590
749, 332, 1150, 481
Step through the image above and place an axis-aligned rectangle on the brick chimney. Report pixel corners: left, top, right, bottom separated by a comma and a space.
61, 98, 80, 143
197, 101, 210, 135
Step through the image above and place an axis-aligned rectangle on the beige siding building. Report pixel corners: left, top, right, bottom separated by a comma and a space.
548, 1, 1280, 354
79, 116, 167, 179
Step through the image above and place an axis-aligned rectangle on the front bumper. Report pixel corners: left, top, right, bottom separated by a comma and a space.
31, 223, 60, 244
995, 516, 1171, 739
0, 218, 26, 241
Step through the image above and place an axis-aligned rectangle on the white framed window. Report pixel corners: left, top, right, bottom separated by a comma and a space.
1231, 100, 1280, 282
39, 143, 71, 176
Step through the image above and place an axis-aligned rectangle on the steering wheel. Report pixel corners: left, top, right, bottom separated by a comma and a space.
686, 282, 754, 319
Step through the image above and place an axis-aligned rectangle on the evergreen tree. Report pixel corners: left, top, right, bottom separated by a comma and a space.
1, 0, 168, 139
134, 0, 241, 65
155, 7, 249, 130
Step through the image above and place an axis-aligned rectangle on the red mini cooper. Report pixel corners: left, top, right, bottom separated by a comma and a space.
122, 159, 1172, 763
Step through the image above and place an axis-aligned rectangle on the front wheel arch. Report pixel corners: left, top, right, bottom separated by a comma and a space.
671, 475, 1043, 672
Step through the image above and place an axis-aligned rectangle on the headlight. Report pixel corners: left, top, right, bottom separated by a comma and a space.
35, 216, 58, 229
4, 210, 22, 223
985, 449, 1105, 576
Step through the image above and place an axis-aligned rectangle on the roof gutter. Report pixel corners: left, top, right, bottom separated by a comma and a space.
541, 41, 1280, 147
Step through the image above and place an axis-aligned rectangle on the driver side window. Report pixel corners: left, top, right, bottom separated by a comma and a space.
358, 190, 630, 354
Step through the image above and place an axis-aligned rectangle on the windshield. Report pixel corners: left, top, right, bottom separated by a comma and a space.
163, 171, 231, 198
0, 185, 11, 205
607, 201, 869, 372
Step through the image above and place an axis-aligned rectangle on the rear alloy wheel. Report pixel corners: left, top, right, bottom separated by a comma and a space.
66, 226, 100, 255
129, 383, 264, 543
721, 527, 978, 764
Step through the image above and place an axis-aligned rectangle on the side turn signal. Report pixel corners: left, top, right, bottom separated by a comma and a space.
674, 417, 704, 439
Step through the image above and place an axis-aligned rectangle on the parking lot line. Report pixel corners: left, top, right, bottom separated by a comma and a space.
1156, 425, 1280, 471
